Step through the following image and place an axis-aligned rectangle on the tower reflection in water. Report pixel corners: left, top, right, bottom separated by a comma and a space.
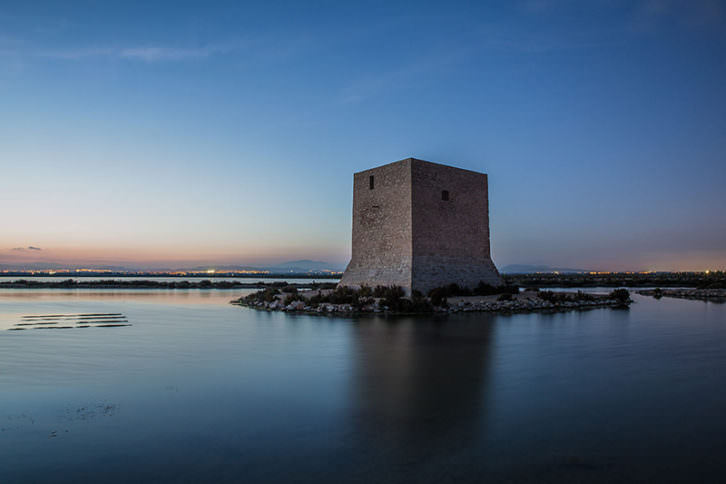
347, 314, 496, 480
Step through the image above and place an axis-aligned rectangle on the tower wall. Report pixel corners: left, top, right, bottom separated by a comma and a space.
410, 160, 501, 294
339, 158, 502, 295
338, 159, 413, 289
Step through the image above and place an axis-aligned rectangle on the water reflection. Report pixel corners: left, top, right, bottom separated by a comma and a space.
348, 315, 495, 479
0, 288, 248, 304
0, 289, 252, 330
2, 292, 726, 483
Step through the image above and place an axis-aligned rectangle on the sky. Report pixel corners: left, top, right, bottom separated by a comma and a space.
1, 0, 725, 271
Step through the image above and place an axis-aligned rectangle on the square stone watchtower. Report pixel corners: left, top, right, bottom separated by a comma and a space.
339, 158, 502, 295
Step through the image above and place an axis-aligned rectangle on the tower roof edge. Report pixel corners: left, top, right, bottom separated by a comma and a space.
354, 157, 488, 176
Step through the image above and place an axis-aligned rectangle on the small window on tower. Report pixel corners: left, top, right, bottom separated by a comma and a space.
442, 190, 449, 201
369, 175, 375, 189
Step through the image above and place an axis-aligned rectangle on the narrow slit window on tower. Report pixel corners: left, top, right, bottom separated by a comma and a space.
441, 190, 449, 201
369, 175, 375, 189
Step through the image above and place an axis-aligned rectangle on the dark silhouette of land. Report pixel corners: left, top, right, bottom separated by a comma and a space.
506, 271, 724, 289
0, 279, 338, 290
0, 271, 340, 279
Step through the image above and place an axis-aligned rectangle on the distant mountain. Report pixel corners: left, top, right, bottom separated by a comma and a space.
184, 265, 269, 272
0, 262, 130, 272
0, 262, 65, 270
500, 264, 589, 274
0, 260, 345, 274
183, 260, 344, 273
269, 260, 345, 272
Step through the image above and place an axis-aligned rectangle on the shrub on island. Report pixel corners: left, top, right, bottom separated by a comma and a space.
242, 284, 433, 313
427, 281, 519, 301
308, 285, 432, 312
539, 290, 603, 303
244, 287, 280, 304
609, 288, 631, 305
283, 293, 305, 305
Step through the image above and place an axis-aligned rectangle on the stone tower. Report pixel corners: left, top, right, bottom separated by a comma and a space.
339, 158, 502, 295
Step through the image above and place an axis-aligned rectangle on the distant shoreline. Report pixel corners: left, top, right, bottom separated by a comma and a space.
504, 272, 724, 288
1, 272, 723, 291
0, 273, 340, 279
638, 288, 726, 302
0, 280, 339, 290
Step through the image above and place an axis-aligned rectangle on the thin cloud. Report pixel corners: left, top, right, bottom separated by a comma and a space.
340, 46, 472, 104
119, 45, 232, 61
338, 27, 595, 104
15, 41, 244, 62
11, 246, 42, 251
40, 47, 115, 60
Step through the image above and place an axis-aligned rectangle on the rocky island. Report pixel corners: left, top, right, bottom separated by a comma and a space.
638, 288, 726, 302
232, 284, 632, 315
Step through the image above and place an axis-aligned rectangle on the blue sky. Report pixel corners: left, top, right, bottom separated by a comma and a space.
1, 0, 725, 271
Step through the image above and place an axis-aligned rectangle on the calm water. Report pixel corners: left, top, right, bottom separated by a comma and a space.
1, 290, 725, 483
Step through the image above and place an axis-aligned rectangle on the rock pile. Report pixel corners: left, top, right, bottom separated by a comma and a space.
233, 290, 631, 315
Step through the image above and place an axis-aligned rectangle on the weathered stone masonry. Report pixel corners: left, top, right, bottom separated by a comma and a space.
339, 158, 502, 294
